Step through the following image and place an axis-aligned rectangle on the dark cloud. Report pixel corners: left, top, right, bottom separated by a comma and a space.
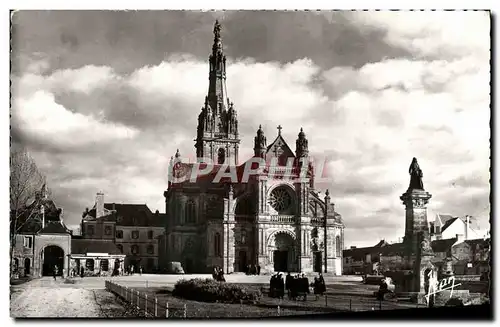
11, 10, 411, 74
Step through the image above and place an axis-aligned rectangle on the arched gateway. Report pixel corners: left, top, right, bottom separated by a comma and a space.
42, 245, 64, 276
267, 230, 298, 272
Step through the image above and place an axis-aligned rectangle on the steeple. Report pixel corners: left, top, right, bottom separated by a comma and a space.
207, 19, 229, 115
295, 127, 309, 158
254, 125, 267, 158
195, 20, 240, 165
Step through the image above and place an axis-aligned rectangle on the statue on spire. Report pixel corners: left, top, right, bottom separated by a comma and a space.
214, 20, 222, 40
408, 157, 424, 191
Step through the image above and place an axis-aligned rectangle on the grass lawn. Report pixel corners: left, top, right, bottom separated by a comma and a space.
120, 281, 418, 318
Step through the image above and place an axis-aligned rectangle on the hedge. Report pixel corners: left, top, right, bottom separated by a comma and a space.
172, 278, 262, 304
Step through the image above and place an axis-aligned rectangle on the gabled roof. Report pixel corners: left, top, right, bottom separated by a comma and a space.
265, 133, 296, 163
441, 217, 459, 232
437, 214, 457, 226
71, 239, 123, 255
38, 221, 72, 235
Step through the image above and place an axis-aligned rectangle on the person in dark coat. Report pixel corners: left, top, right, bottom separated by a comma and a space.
285, 272, 293, 299
256, 265, 261, 275
53, 265, 58, 281
318, 273, 326, 295
278, 274, 285, 299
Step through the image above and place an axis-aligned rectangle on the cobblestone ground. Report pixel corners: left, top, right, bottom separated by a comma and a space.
10, 277, 129, 318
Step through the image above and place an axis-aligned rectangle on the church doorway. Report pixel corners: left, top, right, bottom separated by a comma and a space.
238, 250, 247, 272
268, 231, 297, 272
42, 245, 64, 276
24, 258, 31, 275
313, 252, 322, 273
273, 251, 288, 272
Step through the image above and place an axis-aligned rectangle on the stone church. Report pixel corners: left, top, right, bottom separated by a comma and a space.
163, 21, 345, 275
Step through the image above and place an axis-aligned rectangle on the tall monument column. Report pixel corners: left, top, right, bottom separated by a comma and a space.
400, 157, 435, 303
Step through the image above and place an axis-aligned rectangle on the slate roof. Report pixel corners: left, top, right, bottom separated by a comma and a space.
343, 240, 390, 260
38, 221, 72, 235
71, 239, 123, 255
85, 203, 164, 227
438, 214, 457, 225
431, 238, 457, 253
441, 217, 459, 233
379, 243, 405, 256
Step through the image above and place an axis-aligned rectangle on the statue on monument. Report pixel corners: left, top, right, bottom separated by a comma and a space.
408, 157, 424, 191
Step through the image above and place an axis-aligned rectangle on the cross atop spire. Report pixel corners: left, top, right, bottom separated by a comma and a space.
277, 125, 282, 135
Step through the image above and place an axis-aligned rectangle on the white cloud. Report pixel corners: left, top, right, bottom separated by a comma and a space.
12, 90, 138, 148
350, 11, 490, 59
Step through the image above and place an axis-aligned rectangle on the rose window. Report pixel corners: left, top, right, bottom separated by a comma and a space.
269, 187, 292, 213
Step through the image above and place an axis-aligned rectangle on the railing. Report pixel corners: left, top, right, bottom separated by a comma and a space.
105, 280, 186, 318
270, 215, 295, 223
235, 215, 254, 222
104, 280, 424, 318
311, 217, 325, 225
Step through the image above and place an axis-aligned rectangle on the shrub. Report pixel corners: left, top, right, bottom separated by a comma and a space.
172, 278, 261, 304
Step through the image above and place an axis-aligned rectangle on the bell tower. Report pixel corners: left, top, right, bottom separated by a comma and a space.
195, 20, 240, 165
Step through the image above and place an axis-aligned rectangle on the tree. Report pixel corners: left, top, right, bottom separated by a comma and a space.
10, 148, 48, 275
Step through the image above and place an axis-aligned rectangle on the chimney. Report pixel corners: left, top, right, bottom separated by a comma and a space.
465, 215, 470, 240
456, 233, 465, 244
96, 192, 104, 218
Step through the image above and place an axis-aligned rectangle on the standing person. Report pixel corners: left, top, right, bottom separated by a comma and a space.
139, 266, 143, 275
257, 264, 261, 275
53, 265, 58, 281
131, 265, 134, 275
80, 266, 84, 278
318, 273, 326, 296
285, 272, 292, 299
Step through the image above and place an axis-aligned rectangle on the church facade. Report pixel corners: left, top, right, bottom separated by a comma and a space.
163, 21, 345, 275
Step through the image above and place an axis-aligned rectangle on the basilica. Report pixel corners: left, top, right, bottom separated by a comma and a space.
163, 21, 345, 275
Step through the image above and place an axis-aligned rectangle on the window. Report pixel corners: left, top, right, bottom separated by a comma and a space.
116, 244, 123, 253
23, 236, 33, 249
87, 225, 95, 236
148, 230, 154, 239
86, 259, 95, 271
214, 232, 222, 257
185, 200, 196, 224
336, 236, 341, 257
147, 245, 154, 255
104, 226, 112, 235
132, 231, 139, 239
116, 230, 123, 239
131, 245, 139, 255
100, 259, 109, 272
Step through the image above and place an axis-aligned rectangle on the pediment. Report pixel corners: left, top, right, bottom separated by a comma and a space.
265, 135, 295, 165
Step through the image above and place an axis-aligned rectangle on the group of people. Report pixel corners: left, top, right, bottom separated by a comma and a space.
244, 264, 261, 275
212, 266, 226, 282
269, 272, 326, 301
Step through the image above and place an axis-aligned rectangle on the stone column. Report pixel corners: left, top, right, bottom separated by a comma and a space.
223, 186, 235, 274
400, 188, 434, 300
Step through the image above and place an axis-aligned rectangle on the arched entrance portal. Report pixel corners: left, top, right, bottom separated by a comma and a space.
268, 231, 297, 272
42, 245, 64, 276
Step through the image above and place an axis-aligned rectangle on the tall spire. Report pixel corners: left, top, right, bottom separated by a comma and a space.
195, 20, 240, 166
207, 19, 228, 114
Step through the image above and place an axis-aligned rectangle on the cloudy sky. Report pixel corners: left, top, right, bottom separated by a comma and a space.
11, 11, 490, 247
